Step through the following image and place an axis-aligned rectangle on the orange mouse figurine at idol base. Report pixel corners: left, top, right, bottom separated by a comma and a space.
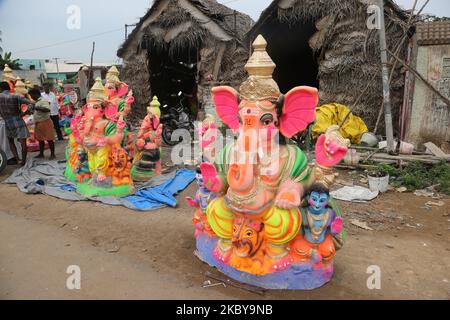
190, 35, 349, 290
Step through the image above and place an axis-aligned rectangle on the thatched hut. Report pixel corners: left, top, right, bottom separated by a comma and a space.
247, 0, 410, 133
117, 0, 254, 120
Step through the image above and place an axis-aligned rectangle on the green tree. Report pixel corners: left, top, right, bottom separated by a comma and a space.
0, 51, 21, 70
0, 30, 3, 54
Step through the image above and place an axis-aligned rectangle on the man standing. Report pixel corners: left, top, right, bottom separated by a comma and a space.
28, 88, 56, 160
0, 81, 34, 166
41, 83, 63, 141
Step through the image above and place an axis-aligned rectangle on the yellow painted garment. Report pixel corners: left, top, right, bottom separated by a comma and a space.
87, 146, 110, 175
312, 103, 368, 144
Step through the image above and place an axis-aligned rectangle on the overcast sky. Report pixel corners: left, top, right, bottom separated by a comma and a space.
0, 0, 449, 63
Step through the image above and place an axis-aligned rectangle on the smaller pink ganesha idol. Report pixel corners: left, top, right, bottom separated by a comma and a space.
191, 35, 350, 290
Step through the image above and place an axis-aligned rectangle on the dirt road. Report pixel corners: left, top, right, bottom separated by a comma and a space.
0, 141, 449, 299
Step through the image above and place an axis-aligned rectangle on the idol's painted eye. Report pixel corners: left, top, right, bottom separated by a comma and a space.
245, 230, 253, 237
260, 113, 274, 126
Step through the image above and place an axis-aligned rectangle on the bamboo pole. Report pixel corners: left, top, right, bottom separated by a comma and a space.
88, 41, 95, 89
377, 0, 395, 153
373, 0, 430, 133
341, 1, 421, 135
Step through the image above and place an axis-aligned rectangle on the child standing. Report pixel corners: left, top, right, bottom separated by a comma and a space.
28, 88, 56, 160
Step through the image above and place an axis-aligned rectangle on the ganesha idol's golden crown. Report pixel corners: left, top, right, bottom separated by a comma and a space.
2, 64, 16, 81
14, 77, 27, 95
239, 35, 281, 102
106, 65, 121, 85
87, 77, 107, 104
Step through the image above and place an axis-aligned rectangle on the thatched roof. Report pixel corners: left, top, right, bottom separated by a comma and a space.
248, 0, 407, 36
117, 0, 254, 121
246, 0, 412, 133
117, 0, 254, 58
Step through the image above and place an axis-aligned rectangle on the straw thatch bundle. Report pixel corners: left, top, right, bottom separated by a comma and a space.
248, 0, 411, 133
118, 0, 254, 121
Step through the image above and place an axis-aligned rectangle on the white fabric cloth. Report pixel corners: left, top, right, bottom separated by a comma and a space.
41, 92, 59, 116
0, 119, 22, 160
330, 186, 379, 202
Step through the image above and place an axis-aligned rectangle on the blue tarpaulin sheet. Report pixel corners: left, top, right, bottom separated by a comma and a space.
123, 169, 196, 210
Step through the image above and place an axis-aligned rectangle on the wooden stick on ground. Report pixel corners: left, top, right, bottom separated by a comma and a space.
371, 153, 447, 164
364, 149, 381, 162
204, 271, 265, 295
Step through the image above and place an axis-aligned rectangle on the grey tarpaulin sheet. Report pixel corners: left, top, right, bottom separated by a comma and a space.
2, 158, 196, 211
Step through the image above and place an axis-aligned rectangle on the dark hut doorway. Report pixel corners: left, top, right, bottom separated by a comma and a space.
256, 18, 319, 93
148, 45, 199, 115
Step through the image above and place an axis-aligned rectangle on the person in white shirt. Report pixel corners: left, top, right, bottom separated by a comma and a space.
41, 83, 63, 141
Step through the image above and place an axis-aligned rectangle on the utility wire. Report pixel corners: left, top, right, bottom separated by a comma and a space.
14, 27, 124, 54
221, 0, 245, 5
14, 0, 246, 55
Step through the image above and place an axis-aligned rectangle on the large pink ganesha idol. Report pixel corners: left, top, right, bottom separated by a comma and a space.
70, 78, 135, 197
193, 35, 349, 290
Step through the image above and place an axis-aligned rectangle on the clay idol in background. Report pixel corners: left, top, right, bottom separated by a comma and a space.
131, 96, 163, 182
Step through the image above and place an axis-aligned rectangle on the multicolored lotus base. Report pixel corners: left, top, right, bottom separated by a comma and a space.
64, 166, 78, 182
76, 183, 134, 197
195, 233, 333, 290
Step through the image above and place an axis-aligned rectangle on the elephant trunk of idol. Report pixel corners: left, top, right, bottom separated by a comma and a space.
227, 162, 254, 192
228, 126, 257, 192
84, 120, 93, 136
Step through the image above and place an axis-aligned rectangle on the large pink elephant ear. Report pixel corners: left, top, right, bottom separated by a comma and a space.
117, 82, 129, 97
279, 86, 318, 138
105, 103, 118, 120
211, 86, 239, 132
